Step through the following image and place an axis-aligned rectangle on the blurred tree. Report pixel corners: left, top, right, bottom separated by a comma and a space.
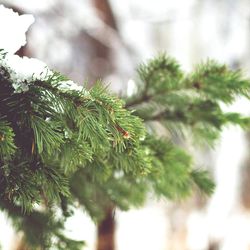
92, 0, 118, 30
240, 132, 250, 209
80, 54, 250, 250
91, 1, 120, 249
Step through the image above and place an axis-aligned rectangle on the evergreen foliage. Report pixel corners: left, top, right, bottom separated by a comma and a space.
1, 50, 250, 249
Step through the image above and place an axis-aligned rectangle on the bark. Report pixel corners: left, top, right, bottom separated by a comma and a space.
92, 0, 118, 31
15, 240, 32, 250
83, 0, 119, 84
207, 241, 220, 250
240, 132, 250, 210
96, 206, 115, 250
90, 2, 118, 249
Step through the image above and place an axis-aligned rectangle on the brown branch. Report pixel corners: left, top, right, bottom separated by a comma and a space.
92, 0, 118, 31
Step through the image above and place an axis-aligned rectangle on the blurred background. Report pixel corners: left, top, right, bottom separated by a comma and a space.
1, 0, 250, 249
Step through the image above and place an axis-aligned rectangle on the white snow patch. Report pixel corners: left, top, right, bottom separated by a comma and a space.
0, 51, 89, 94
58, 80, 89, 95
0, 5, 88, 94
0, 5, 34, 53
0, 52, 50, 92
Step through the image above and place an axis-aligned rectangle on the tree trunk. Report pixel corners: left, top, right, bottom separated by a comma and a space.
240, 132, 250, 210
92, 0, 118, 31
15, 241, 26, 250
15, 238, 33, 250
97, 207, 115, 250
90, 2, 118, 250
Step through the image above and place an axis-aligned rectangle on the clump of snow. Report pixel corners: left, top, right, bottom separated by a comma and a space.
57, 80, 91, 98
0, 5, 89, 95
58, 80, 85, 92
0, 52, 51, 93
0, 50, 89, 94
1, 0, 56, 12
0, 51, 89, 94
0, 5, 34, 53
